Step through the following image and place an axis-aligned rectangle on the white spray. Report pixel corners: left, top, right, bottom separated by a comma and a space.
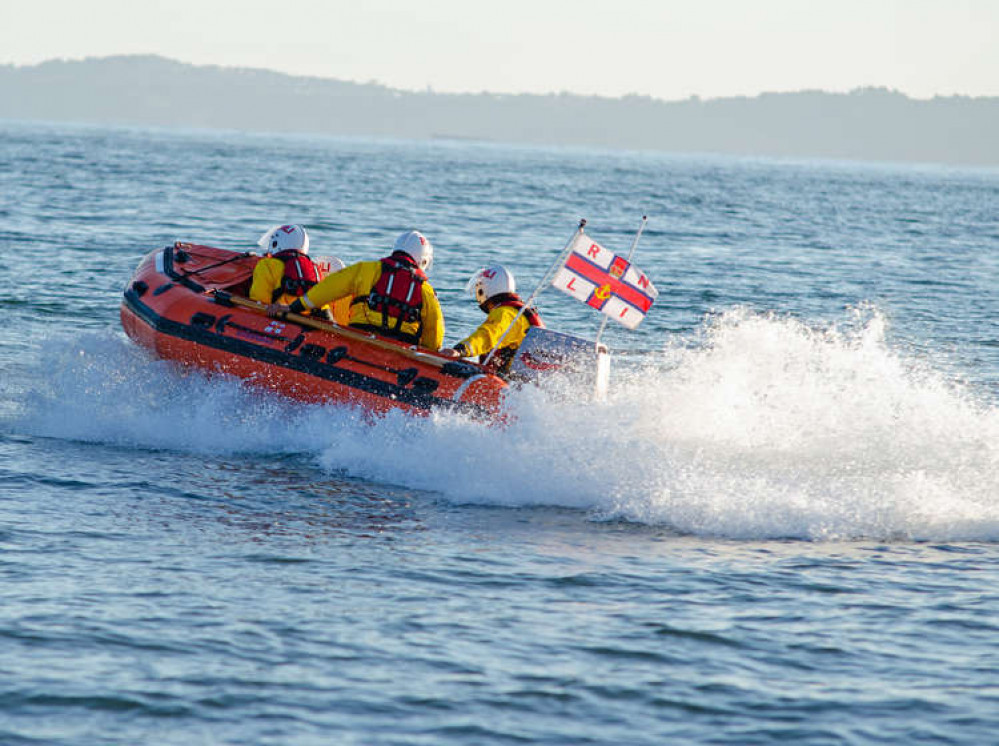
10, 308, 999, 542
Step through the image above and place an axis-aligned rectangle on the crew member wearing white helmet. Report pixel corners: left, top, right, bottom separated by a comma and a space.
250, 224, 345, 322
442, 264, 544, 367
273, 230, 444, 350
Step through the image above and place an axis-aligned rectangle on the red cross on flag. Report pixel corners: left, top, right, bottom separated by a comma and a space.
551, 232, 658, 329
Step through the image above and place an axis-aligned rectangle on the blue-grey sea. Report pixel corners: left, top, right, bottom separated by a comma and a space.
1, 121, 998, 745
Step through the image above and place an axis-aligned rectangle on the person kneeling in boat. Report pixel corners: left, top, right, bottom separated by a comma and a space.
250, 224, 349, 324
271, 230, 444, 350
442, 264, 544, 370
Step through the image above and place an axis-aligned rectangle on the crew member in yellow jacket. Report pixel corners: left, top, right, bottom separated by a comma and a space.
443, 264, 544, 368
249, 224, 351, 325
270, 230, 444, 350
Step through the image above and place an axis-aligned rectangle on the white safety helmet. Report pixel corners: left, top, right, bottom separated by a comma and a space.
258, 224, 310, 254
393, 230, 434, 272
320, 255, 346, 274
466, 264, 516, 305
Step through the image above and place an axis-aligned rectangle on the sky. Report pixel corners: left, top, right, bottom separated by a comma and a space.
2, 0, 998, 101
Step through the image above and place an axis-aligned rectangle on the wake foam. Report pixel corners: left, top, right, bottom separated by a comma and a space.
7, 311, 999, 542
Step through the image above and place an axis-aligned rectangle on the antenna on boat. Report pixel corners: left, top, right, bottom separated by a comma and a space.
593, 215, 648, 350
482, 218, 587, 367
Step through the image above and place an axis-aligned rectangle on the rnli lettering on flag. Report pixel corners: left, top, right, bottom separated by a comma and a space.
551, 232, 658, 329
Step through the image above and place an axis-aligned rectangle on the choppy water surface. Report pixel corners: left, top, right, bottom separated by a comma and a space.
1, 121, 997, 744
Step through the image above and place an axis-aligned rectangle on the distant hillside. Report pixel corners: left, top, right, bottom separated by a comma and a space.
2, 55, 997, 165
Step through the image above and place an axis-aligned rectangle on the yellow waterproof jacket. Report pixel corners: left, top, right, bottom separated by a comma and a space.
455, 303, 534, 359
298, 260, 444, 350
249, 256, 350, 325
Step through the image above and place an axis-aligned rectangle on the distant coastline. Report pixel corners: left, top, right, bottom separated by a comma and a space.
2, 55, 997, 166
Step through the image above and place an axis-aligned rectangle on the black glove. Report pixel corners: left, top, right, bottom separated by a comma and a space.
310, 308, 334, 322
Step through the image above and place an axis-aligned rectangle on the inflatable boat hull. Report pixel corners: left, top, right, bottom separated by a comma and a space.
120, 243, 507, 417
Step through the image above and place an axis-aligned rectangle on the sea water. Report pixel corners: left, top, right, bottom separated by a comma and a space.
1, 121, 997, 744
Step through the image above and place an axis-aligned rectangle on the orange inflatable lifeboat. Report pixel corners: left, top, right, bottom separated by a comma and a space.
120, 242, 509, 417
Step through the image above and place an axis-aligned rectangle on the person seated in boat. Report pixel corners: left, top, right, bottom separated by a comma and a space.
442, 264, 544, 369
270, 230, 444, 350
250, 224, 350, 324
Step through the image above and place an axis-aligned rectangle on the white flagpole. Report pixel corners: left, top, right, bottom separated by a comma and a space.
593, 215, 648, 349
481, 218, 587, 367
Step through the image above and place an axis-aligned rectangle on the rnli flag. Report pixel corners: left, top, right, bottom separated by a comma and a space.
551, 232, 658, 329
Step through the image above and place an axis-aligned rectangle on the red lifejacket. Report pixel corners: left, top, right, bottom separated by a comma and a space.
271, 250, 320, 301
491, 293, 545, 329
485, 293, 545, 370
362, 251, 427, 340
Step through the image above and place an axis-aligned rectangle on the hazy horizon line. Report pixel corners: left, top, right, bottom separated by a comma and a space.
7, 53, 997, 106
